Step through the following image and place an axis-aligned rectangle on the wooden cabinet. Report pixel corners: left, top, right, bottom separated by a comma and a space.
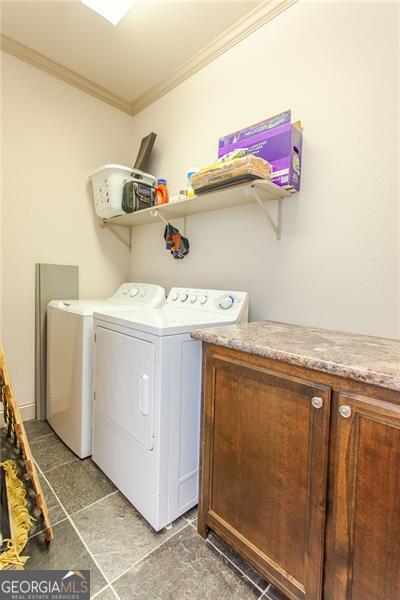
198, 349, 331, 599
328, 392, 400, 599
198, 344, 400, 600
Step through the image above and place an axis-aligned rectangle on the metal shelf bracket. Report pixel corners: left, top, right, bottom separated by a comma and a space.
247, 186, 283, 240
150, 208, 169, 226
101, 221, 133, 251
150, 208, 186, 234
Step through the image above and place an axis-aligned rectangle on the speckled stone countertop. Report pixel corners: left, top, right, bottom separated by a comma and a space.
191, 321, 400, 392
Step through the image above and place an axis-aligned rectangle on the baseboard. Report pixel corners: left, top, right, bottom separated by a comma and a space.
0, 402, 36, 426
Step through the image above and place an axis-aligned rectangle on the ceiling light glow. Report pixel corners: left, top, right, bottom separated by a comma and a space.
81, 0, 136, 26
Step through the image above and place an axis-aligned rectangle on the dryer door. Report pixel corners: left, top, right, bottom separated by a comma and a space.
95, 326, 155, 451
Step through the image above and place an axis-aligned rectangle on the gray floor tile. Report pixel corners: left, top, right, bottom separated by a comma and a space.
92, 585, 118, 600
113, 525, 260, 600
72, 491, 187, 581
45, 458, 116, 515
183, 505, 197, 522
265, 584, 289, 600
24, 419, 52, 442
30, 432, 77, 473
27, 474, 67, 537
207, 531, 269, 591
25, 520, 107, 596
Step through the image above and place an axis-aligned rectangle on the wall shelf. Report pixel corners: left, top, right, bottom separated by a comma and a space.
102, 179, 295, 249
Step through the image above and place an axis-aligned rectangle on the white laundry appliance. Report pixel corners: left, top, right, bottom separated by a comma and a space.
46, 283, 165, 459
92, 287, 249, 531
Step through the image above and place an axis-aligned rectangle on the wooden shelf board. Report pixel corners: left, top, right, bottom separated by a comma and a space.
103, 179, 294, 228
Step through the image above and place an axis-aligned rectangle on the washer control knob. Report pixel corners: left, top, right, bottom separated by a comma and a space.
218, 295, 234, 310
199, 295, 208, 305
180, 293, 189, 302
189, 294, 197, 304
139, 289, 146, 297
129, 288, 139, 297
122, 289, 129, 296
171, 292, 179, 301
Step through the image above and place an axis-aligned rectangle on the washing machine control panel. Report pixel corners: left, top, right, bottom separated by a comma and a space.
109, 283, 166, 307
218, 295, 234, 310
166, 287, 249, 320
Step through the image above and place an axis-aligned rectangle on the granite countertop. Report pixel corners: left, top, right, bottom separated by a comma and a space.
191, 321, 400, 392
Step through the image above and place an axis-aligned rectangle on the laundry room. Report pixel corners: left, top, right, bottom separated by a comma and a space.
0, 1, 399, 599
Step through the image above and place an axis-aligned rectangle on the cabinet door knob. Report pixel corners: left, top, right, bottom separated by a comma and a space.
311, 396, 323, 409
339, 405, 352, 418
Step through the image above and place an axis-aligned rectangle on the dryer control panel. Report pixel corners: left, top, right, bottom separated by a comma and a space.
166, 288, 249, 322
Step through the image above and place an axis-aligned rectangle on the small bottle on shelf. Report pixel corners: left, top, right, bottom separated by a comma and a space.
186, 169, 197, 198
155, 179, 169, 205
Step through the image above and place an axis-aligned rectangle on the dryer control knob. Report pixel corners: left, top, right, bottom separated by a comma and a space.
180, 293, 189, 302
139, 289, 146, 297
122, 289, 129, 295
189, 295, 197, 303
129, 288, 139, 297
219, 295, 234, 310
199, 295, 208, 305
171, 292, 179, 301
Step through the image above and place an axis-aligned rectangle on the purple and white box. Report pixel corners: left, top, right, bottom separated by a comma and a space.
218, 110, 291, 150
218, 114, 302, 191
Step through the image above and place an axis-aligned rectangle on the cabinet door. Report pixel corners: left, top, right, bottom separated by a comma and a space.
330, 392, 400, 599
199, 352, 331, 600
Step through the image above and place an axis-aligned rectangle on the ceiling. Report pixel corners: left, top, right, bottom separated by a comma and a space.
0, 0, 296, 114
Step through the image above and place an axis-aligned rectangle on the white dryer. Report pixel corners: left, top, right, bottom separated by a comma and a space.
46, 283, 165, 459
92, 287, 248, 531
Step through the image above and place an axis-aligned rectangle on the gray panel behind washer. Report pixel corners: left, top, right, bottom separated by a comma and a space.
35, 264, 79, 420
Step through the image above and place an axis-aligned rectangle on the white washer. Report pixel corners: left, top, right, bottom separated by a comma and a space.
92, 287, 249, 531
46, 283, 165, 459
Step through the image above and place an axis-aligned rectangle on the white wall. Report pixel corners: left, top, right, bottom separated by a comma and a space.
1, 54, 134, 415
128, 1, 399, 338
1, 1, 399, 420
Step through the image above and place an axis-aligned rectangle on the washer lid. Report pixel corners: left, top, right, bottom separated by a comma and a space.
93, 306, 242, 336
47, 299, 123, 316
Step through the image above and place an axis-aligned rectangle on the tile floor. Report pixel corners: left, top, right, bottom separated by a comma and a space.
1, 420, 288, 600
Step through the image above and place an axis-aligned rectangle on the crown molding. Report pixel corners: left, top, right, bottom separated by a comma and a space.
0, 34, 132, 115
1, 0, 297, 117
129, 0, 298, 115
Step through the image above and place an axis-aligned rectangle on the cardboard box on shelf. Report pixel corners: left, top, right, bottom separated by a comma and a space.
218, 113, 302, 191
218, 110, 291, 150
